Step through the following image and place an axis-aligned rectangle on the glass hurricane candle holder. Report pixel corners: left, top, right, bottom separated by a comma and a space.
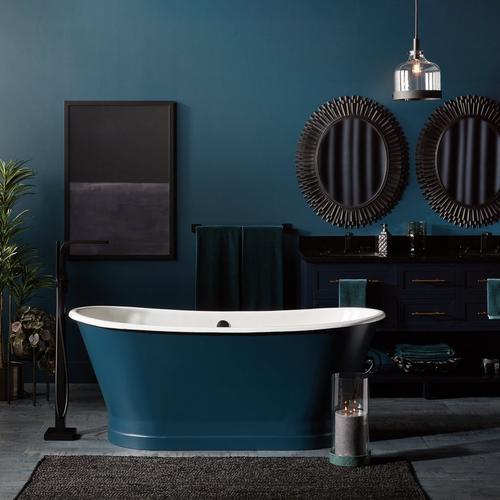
330, 372, 370, 467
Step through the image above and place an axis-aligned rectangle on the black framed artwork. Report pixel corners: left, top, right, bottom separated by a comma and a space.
65, 101, 176, 259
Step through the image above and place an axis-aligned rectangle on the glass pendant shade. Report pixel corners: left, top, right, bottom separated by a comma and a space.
393, 0, 442, 101
393, 49, 441, 101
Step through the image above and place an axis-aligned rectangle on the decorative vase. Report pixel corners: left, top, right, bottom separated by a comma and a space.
0, 362, 24, 401
10, 332, 32, 359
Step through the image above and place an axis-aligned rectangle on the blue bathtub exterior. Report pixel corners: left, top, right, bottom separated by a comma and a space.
76, 322, 374, 450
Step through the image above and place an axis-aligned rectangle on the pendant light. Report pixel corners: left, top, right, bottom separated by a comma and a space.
393, 0, 441, 101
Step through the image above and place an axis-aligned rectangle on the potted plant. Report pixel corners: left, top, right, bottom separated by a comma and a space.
11, 306, 56, 372
0, 159, 53, 401
10, 259, 55, 361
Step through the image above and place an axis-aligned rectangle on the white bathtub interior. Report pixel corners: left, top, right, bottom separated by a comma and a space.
68, 306, 385, 333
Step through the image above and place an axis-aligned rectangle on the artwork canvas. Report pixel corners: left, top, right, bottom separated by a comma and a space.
65, 101, 176, 259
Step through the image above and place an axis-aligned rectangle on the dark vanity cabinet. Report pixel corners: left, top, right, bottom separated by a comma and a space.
299, 236, 500, 396
294, 95, 500, 396
301, 262, 398, 328
301, 260, 499, 332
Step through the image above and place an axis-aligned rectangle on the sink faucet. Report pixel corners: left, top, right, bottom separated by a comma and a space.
408, 225, 416, 255
344, 232, 353, 254
480, 232, 492, 254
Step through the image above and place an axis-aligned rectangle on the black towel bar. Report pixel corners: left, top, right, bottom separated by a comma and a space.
192, 223, 293, 233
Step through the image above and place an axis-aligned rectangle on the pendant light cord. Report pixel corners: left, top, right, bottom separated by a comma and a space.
414, 0, 419, 40
413, 0, 420, 52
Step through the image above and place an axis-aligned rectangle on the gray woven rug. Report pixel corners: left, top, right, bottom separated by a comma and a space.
16, 456, 426, 500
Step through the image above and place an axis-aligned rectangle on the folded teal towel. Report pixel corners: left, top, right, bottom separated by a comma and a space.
397, 354, 454, 361
395, 343, 453, 354
241, 226, 284, 311
394, 343, 455, 361
487, 278, 500, 319
196, 226, 241, 311
338, 279, 367, 307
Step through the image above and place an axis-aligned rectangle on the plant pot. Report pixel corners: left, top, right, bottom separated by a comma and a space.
0, 362, 24, 401
10, 334, 32, 360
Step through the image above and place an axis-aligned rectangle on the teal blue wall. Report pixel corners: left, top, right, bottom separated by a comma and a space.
1, 0, 499, 379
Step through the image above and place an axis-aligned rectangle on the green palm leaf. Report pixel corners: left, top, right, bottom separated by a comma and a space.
0, 159, 51, 368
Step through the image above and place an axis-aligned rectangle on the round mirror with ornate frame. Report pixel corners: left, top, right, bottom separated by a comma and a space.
417, 95, 500, 227
296, 96, 409, 228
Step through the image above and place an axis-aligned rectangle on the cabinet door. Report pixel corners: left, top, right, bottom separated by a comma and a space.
401, 268, 458, 292
465, 270, 491, 291
309, 264, 396, 328
314, 265, 396, 298
400, 300, 458, 330
462, 301, 500, 331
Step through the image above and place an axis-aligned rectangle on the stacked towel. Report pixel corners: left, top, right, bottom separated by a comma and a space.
394, 344, 455, 361
393, 343, 460, 374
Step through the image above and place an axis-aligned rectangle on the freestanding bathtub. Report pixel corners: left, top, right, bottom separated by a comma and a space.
69, 306, 385, 450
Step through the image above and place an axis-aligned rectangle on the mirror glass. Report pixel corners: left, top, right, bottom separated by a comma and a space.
437, 117, 500, 206
316, 117, 387, 207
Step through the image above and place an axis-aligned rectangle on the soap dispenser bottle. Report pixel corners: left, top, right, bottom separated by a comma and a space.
377, 224, 390, 257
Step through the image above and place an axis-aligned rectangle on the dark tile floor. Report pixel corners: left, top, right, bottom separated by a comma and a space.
1, 385, 499, 499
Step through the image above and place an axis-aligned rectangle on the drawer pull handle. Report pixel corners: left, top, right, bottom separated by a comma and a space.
477, 279, 487, 283
329, 279, 381, 284
411, 311, 448, 317
411, 279, 447, 284
477, 311, 488, 316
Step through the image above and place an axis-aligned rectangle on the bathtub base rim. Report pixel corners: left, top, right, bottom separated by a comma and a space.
108, 428, 332, 451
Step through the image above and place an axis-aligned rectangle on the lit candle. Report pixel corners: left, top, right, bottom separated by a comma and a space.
334, 399, 368, 457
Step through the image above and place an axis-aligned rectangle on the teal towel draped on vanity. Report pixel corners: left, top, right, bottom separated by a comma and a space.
487, 278, 500, 319
196, 226, 284, 311
338, 279, 367, 307
241, 226, 284, 311
196, 226, 242, 311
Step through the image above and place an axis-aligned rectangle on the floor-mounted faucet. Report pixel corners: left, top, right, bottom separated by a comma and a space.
44, 239, 108, 441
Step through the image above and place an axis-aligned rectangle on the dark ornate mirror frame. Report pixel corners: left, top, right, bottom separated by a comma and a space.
416, 95, 500, 227
296, 96, 409, 228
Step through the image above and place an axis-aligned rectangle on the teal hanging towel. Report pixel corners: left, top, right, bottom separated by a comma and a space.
241, 226, 284, 311
487, 278, 500, 319
338, 279, 367, 307
196, 226, 241, 311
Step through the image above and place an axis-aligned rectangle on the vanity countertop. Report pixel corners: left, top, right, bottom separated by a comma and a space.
299, 235, 500, 263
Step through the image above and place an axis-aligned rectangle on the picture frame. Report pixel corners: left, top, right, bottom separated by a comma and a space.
64, 100, 176, 260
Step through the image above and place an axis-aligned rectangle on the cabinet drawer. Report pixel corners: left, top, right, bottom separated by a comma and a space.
462, 302, 500, 331
316, 269, 391, 297
400, 301, 458, 326
465, 270, 500, 290
402, 269, 457, 291
465, 301, 489, 323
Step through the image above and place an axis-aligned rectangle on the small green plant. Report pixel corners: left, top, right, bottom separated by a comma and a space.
0, 159, 53, 371
10, 257, 53, 308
